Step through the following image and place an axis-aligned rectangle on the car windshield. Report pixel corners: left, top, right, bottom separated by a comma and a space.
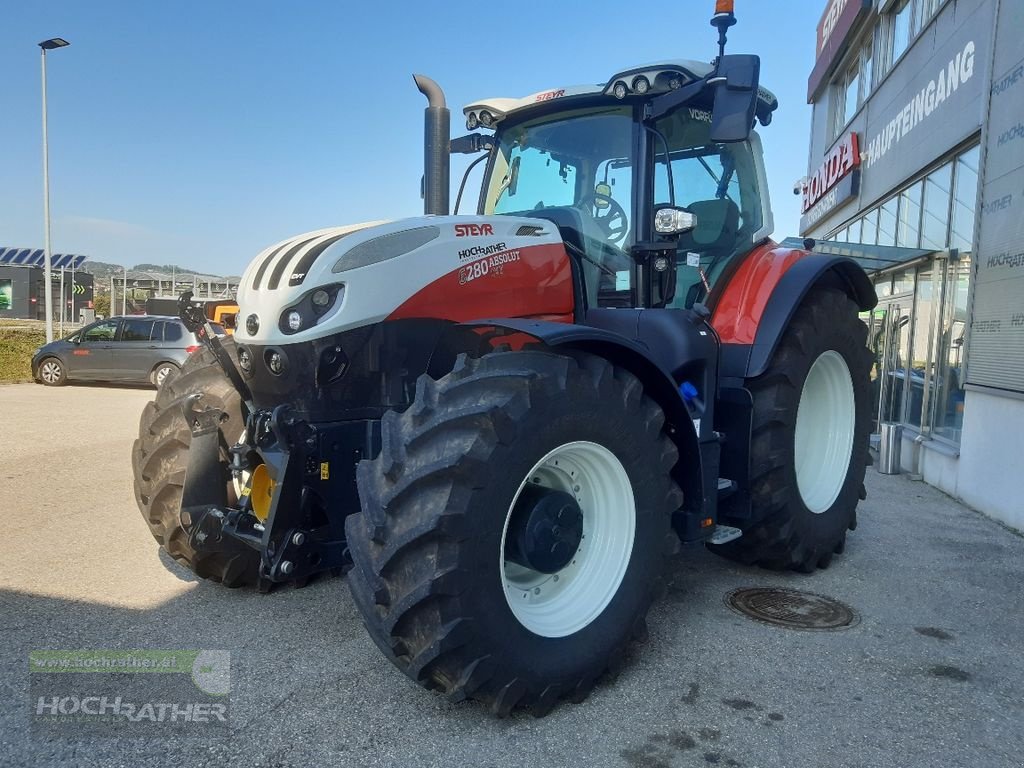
483, 106, 636, 306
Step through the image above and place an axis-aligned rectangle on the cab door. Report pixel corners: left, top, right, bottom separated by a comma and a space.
72, 319, 121, 378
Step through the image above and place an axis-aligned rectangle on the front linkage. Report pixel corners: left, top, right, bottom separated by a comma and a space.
176, 292, 352, 584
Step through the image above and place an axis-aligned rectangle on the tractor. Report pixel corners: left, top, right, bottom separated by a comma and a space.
132, 1, 875, 716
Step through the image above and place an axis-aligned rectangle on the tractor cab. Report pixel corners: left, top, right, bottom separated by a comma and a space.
463, 60, 777, 311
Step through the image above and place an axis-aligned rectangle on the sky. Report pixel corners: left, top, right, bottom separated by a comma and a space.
1, 1, 823, 275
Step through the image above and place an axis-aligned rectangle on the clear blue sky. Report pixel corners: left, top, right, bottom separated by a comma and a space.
1, 1, 822, 274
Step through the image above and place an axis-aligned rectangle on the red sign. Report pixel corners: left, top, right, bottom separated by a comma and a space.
454, 223, 494, 237
807, 0, 871, 101
802, 132, 860, 213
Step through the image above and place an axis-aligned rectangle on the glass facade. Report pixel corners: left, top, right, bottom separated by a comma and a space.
829, 143, 979, 444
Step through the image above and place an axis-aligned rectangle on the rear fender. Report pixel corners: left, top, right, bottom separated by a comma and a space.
716, 250, 875, 380
452, 318, 710, 518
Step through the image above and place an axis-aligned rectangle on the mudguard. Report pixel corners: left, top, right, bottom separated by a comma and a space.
454, 317, 714, 520
719, 253, 876, 380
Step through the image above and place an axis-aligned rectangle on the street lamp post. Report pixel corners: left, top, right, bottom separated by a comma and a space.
39, 37, 70, 343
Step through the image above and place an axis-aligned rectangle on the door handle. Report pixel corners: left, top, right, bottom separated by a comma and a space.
148, 345, 158, 349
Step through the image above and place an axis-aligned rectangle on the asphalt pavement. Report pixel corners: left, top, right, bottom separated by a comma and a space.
2, 382, 1022, 767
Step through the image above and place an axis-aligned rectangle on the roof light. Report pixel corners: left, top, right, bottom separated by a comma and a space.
479, 110, 494, 128
633, 76, 650, 95
466, 112, 479, 130
612, 81, 628, 100
715, 0, 734, 13
668, 76, 683, 90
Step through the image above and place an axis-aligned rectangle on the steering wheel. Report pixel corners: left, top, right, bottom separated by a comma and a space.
579, 192, 629, 245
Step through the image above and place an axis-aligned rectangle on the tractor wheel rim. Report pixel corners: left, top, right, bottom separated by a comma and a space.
794, 350, 856, 514
500, 441, 635, 638
41, 361, 61, 383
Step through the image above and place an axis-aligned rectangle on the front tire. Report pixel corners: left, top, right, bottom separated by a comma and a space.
711, 287, 871, 572
150, 361, 180, 389
345, 350, 680, 716
38, 357, 66, 386
131, 341, 260, 586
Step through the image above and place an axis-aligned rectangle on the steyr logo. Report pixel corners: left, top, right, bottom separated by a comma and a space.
455, 223, 494, 237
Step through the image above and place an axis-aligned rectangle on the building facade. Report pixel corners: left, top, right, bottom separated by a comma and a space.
0, 265, 95, 324
802, 0, 1023, 529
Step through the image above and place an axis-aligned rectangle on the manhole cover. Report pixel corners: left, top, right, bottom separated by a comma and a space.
725, 587, 859, 631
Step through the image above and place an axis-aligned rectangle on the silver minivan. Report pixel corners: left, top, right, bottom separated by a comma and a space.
31, 315, 221, 387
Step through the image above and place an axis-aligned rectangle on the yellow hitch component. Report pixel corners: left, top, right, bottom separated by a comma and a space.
249, 464, 275, 523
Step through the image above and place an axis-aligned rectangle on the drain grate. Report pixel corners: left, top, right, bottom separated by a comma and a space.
725, 587, 859, 631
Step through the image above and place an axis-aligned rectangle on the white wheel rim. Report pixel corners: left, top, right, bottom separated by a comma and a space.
156, 366, 172, 386
41, 361, 61, 383
794, 350, 856, 514
500, 441, 635, 638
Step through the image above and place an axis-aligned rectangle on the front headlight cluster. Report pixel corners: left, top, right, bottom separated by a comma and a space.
278, 283, 345, 335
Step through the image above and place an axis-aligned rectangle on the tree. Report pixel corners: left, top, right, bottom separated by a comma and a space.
93, 293, 111, 318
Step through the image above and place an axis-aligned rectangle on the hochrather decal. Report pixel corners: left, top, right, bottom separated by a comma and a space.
458, 241, 507, 261
454, 223, 494, 237
864, 41, 976, 169
802, 133, 860, 213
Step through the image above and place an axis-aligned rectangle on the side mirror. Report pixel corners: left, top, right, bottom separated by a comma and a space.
654, 207, 697, 236
709, 54, 760, 143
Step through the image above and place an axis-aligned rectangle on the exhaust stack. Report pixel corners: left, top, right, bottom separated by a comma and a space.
413, 74, 451, 216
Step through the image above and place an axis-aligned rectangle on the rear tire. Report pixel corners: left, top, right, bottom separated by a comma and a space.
131, 340, 259, 586
345, 350, 680, 716
710, 287, 871, 572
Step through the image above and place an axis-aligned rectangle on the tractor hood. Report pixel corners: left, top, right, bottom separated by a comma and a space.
234, 215, 569, 345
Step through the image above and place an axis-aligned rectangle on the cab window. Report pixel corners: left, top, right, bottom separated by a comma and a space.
652, 107, 764, 307
485, 107, 636, 308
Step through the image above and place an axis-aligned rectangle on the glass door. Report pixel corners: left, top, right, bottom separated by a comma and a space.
875, 295, 915, 429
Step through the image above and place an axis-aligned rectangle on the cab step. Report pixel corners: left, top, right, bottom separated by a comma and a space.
708, 524, 743, 545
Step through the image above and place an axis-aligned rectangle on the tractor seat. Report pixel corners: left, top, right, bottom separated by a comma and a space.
677, 199, 740, 253
674, 199, 741, 307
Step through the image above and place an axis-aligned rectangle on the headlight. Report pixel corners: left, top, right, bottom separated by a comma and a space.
279, 284, 345, 334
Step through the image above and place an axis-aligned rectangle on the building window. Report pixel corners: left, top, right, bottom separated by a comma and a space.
950, 146, 980, 252
891, 0, 913, 62
878, 0, 914, 77
920, 163, 953, 250
860, 208, 879, 245
831, 37, 874, 138
897, 181, 923, 248
877, 196, 899, 246
932, 254, 970, 441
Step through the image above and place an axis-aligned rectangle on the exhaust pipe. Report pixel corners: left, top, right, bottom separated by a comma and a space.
413, 74, 450, 216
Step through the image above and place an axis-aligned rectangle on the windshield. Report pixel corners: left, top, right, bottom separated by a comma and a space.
652, 108, 763, 307
483, 107, 636, 307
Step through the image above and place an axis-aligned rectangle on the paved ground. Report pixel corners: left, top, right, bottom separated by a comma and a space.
2, 382, 1023, 767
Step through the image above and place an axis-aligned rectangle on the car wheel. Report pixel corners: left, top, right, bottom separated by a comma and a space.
39, 357, 66, 386
151, 362, 180, 389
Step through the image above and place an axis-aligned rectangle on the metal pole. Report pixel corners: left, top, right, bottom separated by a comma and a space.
70, 260, 75, 324
41, 48, 54, 342
110, 276, 114, 318
59, 264, 65, 336
122, 267, 127, 315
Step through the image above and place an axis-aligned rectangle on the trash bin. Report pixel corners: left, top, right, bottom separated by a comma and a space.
878, 422, 903, 474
